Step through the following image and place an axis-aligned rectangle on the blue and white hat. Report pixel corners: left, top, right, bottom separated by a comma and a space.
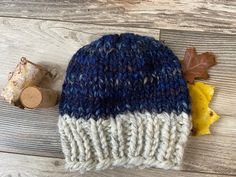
58, 33, 191, 172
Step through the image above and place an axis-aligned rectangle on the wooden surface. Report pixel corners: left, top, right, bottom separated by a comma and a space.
0, 0, 236, 34
0, 17, 159, 157
160, 30, 236, 175
0, 2, 236, 177
0, 17, 159, 86
0, 152, 229, 177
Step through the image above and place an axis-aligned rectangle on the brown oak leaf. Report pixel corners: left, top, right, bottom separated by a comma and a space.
181, 47, 216, 83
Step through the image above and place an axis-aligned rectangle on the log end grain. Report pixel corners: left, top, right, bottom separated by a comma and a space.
20, 87, 42, 109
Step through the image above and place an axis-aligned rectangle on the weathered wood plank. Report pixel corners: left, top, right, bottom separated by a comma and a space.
0, 99, 62, 157
0, 17, 160, 157
160, 29, 236, 175
0, 0, 236, 34
0, 152, 231, 177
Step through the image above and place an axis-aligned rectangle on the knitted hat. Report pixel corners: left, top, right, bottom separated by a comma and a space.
58, 33, 191, 173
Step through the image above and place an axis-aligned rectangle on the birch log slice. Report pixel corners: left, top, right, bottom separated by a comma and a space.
20, 86, 58, 109
0, 57, 48, 104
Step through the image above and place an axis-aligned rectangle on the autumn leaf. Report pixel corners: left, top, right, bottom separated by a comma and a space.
181, 48, 216, 83
188, 82, 220, 136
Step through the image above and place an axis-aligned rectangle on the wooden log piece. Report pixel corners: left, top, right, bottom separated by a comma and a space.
1, 57, 49, 104
20, 86, 58, 109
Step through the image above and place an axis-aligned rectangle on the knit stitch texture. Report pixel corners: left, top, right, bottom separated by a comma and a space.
58, 33, 191, 173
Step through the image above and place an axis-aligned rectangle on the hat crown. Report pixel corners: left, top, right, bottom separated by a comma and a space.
59, 33, 190, 120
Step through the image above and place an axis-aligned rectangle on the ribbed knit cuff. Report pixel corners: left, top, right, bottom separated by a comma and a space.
58, 111, 191, 173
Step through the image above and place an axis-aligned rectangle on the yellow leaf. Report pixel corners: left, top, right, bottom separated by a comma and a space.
195, 82, 214, 102
188, 82, 220, 136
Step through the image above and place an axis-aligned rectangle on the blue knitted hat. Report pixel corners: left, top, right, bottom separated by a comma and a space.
58, 33, 191, 172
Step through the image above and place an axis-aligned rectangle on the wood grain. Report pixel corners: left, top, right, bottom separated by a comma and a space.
1, 95, 235, 174
0, 17, 160, 157
160, 30, 236, 175
0, 99, 62, 157
0, 152, 231, 177
0, 17, 236, 176
0, 0, 236, 34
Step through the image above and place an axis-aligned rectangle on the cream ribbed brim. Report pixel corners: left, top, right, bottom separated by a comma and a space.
58, 111, 191, 173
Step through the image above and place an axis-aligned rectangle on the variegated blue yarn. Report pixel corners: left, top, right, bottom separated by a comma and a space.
59, 33, 190, 120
